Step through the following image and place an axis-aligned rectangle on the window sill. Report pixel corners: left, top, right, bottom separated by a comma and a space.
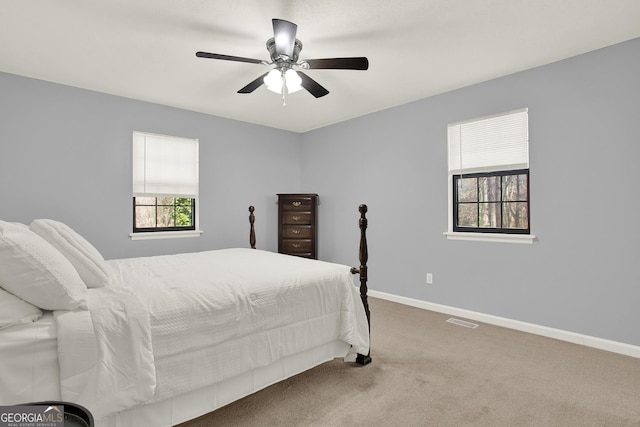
444, 232, 535, 244
129, 230, 203, 241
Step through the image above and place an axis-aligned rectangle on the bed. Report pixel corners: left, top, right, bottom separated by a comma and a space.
0, 204, 371, 427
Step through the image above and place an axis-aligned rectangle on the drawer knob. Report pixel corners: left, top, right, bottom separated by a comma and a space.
292, 243, 301, 248
292, 229, 300, 234
291, 201, 302, 207
292, 215, 301, 221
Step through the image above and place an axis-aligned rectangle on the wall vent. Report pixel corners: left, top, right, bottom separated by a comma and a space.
446, 318, 479, 328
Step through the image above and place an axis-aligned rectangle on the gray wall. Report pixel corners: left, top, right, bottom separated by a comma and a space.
1, 37, 638, 347
301, 37, 640, 346
0, 72, 300, 259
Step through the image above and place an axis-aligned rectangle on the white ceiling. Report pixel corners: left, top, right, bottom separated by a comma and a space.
2, 1, 639, 133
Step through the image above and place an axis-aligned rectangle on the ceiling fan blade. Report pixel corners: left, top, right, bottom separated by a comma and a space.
272, 19, 297, 58
297, 71, 329, 98
305, 57, 369, 70
237, 72, 270, 94
196, 51, 264, 65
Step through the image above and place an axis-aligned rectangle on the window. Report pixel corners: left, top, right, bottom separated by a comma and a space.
132, 132, 200, 237
447, 109, 533, 242
133, 197, 195, 232
453, 169, 529, 233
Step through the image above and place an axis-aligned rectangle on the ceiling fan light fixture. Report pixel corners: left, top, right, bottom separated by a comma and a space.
264, 69, 302, 94
285, 69, 302, 93
264, 69, 282, 93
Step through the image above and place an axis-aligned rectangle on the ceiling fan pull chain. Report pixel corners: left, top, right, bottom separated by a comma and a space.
281, 72, 287, 107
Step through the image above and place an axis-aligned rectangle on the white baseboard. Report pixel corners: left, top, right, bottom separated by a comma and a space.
369, 290, 640, 359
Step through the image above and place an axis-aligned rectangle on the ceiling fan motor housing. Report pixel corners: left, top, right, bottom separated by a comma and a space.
266, 37, 303, 65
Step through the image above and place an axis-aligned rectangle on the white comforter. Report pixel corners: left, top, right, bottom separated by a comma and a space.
55, 248, 369, 421
55, 284, 155, 420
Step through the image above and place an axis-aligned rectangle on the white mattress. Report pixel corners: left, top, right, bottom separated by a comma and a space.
0, 312, 60, 404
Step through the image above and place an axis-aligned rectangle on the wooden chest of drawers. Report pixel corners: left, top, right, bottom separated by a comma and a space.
277, 194, 318, 259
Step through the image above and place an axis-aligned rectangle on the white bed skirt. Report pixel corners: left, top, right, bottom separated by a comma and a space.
99, 340, 350, 427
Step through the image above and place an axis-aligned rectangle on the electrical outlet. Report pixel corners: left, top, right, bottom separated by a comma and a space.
426, 273, 433, 284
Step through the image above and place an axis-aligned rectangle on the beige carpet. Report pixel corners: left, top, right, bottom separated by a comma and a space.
177, 297, 640, 426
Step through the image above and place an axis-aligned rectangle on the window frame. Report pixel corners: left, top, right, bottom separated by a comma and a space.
452, 169, 530, 235
132, 197, 196, 233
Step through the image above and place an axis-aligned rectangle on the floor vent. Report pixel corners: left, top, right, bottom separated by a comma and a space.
446, 318, 479, 329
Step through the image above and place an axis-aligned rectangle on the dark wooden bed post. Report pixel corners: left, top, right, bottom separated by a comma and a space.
350, 204, 372, 365
249, 206, 256, 249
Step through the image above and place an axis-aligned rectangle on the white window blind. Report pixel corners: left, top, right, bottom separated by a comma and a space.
133, 132, 199, 198
448, 109, 529, 174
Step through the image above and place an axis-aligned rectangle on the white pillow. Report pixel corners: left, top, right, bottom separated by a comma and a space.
0, 287, 42, 329
0, 220, 87, 310
30, 219, 111, 288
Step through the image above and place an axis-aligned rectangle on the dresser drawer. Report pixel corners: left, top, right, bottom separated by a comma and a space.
281, 239, 313, 253
280, 198, 313, 211
282, 225, 312, 239
282, 212, 312, 225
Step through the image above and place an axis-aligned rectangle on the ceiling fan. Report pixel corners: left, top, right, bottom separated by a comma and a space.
196, 18, 368, 104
